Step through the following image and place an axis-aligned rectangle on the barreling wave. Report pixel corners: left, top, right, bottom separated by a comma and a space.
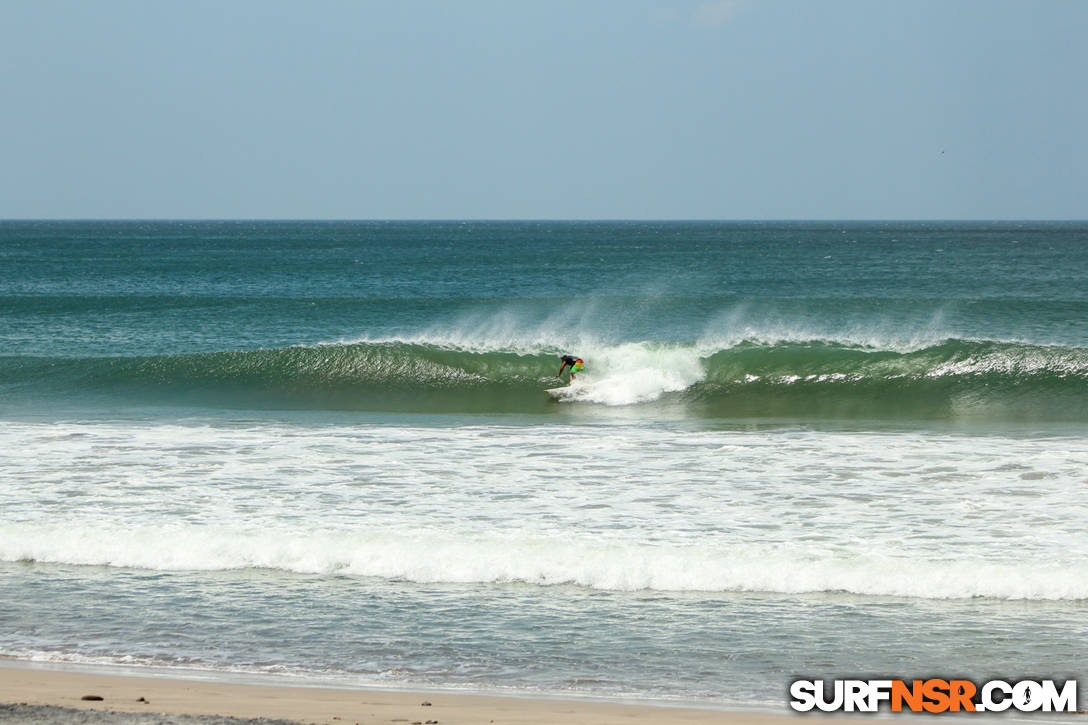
3, 337, 1087, 421
3, 522, 1085, 601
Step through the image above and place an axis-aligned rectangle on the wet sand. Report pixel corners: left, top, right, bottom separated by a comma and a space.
0, 662, 843, 725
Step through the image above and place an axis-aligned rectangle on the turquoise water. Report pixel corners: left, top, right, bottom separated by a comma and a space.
1, 221, 1086, 708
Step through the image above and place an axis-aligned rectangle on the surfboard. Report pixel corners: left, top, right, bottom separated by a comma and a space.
546, 381, 591, 399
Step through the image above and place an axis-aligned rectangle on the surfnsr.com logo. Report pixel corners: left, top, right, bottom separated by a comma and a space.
789, 679, 1078, 713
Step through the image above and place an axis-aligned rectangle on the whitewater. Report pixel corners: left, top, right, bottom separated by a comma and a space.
1, 220, 1086, 710
3, 421, 1087, 600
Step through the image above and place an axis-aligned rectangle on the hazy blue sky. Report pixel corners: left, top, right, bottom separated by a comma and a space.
3, 0, 1085, 219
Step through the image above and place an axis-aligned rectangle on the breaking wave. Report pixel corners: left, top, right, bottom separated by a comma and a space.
2, 523, 1085, 601
3, 337, 1086, 420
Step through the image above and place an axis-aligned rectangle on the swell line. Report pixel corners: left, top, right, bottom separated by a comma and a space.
3, 338, 1086, 420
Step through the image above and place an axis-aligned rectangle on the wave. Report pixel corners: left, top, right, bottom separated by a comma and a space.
2, 523, 1084, 601
3, 337, 1087, 420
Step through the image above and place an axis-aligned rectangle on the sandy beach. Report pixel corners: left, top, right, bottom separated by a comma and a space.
0, 662, 843, 725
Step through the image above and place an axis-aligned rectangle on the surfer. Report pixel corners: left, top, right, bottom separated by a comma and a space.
556, 354, 584, 383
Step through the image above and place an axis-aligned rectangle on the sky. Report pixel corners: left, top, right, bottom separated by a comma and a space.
2, 0, 1086, 220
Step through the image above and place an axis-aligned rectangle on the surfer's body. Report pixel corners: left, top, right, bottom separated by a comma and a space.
556, 354, 584, 383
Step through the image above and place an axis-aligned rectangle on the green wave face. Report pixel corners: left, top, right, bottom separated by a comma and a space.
693, 340, 1088, 422
1, 343, 561, 414
4, 339, 1087, 421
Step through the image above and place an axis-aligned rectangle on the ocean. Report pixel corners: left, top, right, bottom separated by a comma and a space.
1, 220, 1086, 710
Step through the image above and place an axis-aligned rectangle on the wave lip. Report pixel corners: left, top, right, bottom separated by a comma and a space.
3, 524, 1085, 602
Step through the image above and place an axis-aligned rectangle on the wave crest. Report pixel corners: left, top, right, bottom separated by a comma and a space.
3, 337, 1086, 420
3, 523, 1084, 601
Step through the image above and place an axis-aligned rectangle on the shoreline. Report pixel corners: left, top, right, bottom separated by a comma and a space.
0, 660, 838, 725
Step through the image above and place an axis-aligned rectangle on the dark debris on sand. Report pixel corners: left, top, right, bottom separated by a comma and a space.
0, 703, 308, 725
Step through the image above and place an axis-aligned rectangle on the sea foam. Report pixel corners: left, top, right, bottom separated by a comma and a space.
3, 420, 1087, 603
2, 522, 1085, 600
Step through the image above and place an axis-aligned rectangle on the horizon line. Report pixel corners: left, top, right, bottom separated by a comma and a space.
3, 217, 1086, 224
